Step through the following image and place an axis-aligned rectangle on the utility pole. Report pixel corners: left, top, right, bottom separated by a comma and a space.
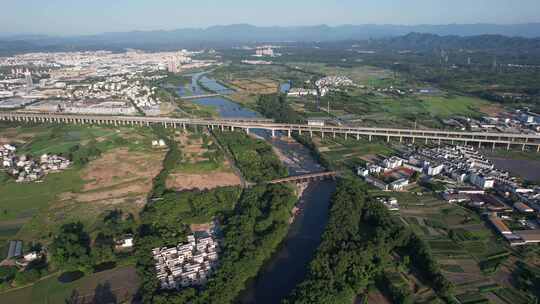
327, 99, 330, 115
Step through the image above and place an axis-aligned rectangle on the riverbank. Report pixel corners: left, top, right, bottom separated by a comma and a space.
175, 72, 337, 303
238, 180, 336, 304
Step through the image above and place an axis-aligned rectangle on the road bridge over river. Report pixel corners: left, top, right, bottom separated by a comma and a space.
267, 171, 338, 185
2, 112, 540, 152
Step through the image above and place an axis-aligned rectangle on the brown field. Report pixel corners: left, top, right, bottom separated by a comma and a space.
74, 266, 140, 304
69, 148, 166, 205
165, 131, 242, 190
0, 127, 37, 145
227, 78, 279, 94
478, 103, 504, 116
15, 147, 166, 241
166, 172, 241, 191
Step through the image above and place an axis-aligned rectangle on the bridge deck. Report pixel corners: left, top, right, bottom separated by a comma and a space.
1, 112, 539, 150
268, 171, 338, 184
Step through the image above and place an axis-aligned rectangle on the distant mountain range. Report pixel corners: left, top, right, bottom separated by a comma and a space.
1, 23, 540, 54
373, 32, 540, 52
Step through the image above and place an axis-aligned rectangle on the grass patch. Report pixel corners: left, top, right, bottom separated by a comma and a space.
455, 292, 489, 304
440, 264, 465, 273
0, 266, 139, 304
494, 288, 534, 304
0, 169, 85, 222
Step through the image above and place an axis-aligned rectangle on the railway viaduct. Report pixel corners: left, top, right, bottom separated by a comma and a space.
1, 112, 540, 152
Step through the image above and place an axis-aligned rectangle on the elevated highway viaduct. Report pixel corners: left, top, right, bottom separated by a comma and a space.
1, 112, 540, 152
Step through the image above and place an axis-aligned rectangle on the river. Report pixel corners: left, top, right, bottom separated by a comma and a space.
181, 72, 335, 303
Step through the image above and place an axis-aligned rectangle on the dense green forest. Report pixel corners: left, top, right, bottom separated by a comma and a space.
149, 126, 182, 198
135, 184, 297, 304
256, 94, 303, 123
285, 178, 453, 304
212, 130, 288, 183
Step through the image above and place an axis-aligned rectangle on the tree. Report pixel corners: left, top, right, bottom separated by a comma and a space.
91, 233, 115, 265
0, 266, 16, 283
51, 222, 92, 271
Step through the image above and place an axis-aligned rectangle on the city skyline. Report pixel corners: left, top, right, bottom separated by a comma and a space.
2, 0, 540, 35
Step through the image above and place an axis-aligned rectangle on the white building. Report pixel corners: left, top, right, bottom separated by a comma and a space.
470, 173, 495, 189
425, 163, 445, 176
383, 157, 404, 170
389, 178, 409, 191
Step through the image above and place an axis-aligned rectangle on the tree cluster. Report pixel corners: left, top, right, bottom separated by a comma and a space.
286, 178, 454, 304
213, 131, 288, 183
256, 94, 302, 124
135, 184, 297, 304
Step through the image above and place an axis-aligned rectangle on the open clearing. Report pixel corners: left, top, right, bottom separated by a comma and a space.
227, 78, 279, 94
17, 147, 166, 241
167, 172, 241, 191
166, 131, 241, 191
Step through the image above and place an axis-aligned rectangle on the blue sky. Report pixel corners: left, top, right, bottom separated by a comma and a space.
3, 0, 540, 35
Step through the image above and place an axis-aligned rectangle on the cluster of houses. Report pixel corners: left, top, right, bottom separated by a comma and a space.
152, 233, 219, 290
1, 144, 71, 182
357, 156, 413, 191
287, 75, 354, 98
358, 145, 540, 246
488, 214, 540, 246
442, 109, 540, 134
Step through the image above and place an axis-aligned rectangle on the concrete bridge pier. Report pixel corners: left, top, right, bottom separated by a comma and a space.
246, 128, 250, 135
310, 130, 313, 138
271, 129, 276, 137
288, 130, 291, 138
356, 134, 360, 141
368, 135, 372, 142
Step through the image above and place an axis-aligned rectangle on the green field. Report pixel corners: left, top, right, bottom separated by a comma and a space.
315, 137, 395, 171
171, 131, 228, 174
0, 169, 85, 223
0, 266, 139, 304
352, 94, 490, 127
0, 124, 162, 242
418, 95, 491, 118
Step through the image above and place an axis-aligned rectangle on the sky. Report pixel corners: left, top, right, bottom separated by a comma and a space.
2, 0, 540, 35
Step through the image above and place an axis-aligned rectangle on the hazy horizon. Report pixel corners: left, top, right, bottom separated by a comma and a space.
2, 23, 540, 39
2, 0, 540, 36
